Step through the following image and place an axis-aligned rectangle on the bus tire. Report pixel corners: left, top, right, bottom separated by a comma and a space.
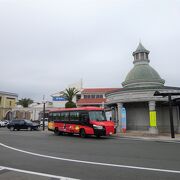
54, 128, 59, 135
80, 129, 86, 138
96, 134, 101, 138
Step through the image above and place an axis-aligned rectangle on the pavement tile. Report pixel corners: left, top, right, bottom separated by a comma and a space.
114, 131, 180, 142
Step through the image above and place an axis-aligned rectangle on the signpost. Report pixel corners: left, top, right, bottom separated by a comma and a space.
121, 107, 126, 133
53, 97, 66, 101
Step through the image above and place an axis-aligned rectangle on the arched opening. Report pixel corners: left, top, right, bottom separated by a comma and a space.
5, 111, 13, 120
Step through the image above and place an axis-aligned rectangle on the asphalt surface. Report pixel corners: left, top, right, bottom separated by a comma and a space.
0, 128, 180, 180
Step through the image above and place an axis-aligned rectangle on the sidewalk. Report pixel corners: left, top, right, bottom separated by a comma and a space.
115, 130, 180, 142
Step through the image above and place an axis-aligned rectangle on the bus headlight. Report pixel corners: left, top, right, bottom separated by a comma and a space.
93, 125, 103, 129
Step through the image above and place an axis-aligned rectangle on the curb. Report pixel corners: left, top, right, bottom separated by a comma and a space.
113, 134, 180, 143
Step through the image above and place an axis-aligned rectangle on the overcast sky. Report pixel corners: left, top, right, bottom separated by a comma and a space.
0, 0, 180, 101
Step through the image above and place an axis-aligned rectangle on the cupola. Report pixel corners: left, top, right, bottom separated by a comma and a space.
132, 42, 150, 64
122, 43, 165, 88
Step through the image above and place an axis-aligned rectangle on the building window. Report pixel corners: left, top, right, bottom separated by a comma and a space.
84, 95, 91, 99
84, 94, 103, 99
76, 94, 81, 101
91, 95, 95, 98
140, 53, 144, 59
145, 53, 148, 59
136, 54, 139, 60
96, 95, 100, 98
96, 95, 103, 98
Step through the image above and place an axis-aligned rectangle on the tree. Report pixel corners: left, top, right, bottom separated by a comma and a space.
17, 98, 34, 108
63, 87, 79, 108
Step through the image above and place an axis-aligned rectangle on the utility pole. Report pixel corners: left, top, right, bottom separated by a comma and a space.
42, 95, 46, 131
168, 94, 175, 138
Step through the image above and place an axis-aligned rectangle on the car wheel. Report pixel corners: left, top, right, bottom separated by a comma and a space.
10, 126, 14, 131
35, 127, 39, 131
80, 129, 86, 138
27, 127, 32, 131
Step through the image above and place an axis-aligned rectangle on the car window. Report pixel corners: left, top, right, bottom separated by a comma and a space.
11, 120, 18, 124
19, 120, 25, 124
25, 120, 32, 124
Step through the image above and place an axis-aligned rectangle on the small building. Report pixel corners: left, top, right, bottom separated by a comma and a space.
106, 43, 180, 134
77, 88, 120, 107
12, 102, 54, 121
0, 91, 18, 120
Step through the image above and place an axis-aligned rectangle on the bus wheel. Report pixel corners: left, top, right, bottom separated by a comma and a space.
80, 129, 86, 138
54, 128, 59, 135
59, 131, 63, 135
96, 134, 101, 138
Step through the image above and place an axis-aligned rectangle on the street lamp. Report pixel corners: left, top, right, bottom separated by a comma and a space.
42, 96, 46, 131
154, 91, 180, 138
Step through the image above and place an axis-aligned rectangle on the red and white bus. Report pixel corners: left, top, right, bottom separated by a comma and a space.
48, 107, 115, 138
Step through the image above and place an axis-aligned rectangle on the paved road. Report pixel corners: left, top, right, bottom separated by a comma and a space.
0, 128, 180, 180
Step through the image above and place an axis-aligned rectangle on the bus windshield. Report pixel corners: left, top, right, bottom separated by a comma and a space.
89, 111, 106, 121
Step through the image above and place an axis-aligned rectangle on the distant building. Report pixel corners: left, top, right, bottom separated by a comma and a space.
12, 102, 53, 121
0, 91, 18, 120
77, 88, 120, 107
106, 43, 180, 134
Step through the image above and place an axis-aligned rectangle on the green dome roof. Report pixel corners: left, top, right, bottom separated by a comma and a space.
122, 43, 165, 88
122, 63, 165, 88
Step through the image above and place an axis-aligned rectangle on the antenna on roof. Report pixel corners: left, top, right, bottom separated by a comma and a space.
139, 38, 141, 44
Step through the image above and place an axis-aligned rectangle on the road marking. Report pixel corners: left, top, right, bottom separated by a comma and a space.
0, 166, 79, 180
0, 167, 5, 171
1, 143, 180, 174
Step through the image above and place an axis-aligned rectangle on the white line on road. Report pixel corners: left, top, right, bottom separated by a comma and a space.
1, 142, 180, 174
0, 167, 5, 171
0, 166, 79, 180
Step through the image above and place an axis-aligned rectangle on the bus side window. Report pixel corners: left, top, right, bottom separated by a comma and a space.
56, 113, 61, 121
79, 112, 89, 125
52, 113, 57, 121
61, 112, 69, 122
48, 113, 52, 122
70, 111, 79, 124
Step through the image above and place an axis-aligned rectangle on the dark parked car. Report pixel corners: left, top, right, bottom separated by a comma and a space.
7, 119, 40, 131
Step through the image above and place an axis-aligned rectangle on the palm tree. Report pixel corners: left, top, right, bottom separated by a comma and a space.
18, 98, 34, 108
63, 87, 79, 108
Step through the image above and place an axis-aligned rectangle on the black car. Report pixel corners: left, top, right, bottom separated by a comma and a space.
7, 119, 40, 131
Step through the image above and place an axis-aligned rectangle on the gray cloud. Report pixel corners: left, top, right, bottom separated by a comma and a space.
0, 0, 180, 101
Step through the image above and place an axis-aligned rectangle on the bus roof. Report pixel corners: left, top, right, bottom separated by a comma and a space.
49, 106, 104, 112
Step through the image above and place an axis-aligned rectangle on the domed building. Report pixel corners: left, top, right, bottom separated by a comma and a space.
106, 43, 180, 134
